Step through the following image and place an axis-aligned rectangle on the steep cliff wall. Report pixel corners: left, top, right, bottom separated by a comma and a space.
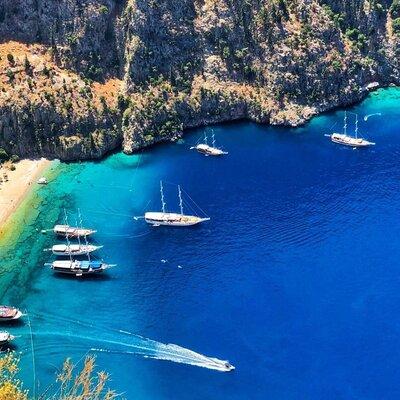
0, 0, 400, 159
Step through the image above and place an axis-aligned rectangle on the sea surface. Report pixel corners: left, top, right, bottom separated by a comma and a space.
1, 88, 400, 399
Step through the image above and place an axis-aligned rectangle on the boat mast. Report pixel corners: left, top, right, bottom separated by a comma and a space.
344, 111, 347, 136
204, 130, 208, 145
178, 185, 183, 215
355, 114, 358, 139
63, 209, 73, 263
75, 217, 82, 250
160, 181, 166, 213
212, 130, 216, 148
78, 208, 90, 262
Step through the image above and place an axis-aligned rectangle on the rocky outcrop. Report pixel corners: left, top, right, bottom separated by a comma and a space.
1, 0, 400, 159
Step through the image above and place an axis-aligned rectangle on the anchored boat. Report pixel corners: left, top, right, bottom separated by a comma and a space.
49, 260, 113, 277
49, 244, 102, 256
328, 111, 375, 148
191, 129, 228, 156
145, 181, 210, 227
0, 331, 15, 346
0, 306, 23, 321
53, 224, 96, 238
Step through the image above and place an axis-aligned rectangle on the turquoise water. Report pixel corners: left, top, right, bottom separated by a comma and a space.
2, 88, 400, 398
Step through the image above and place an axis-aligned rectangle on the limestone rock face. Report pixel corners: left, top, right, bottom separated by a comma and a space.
0, 0, 400, 159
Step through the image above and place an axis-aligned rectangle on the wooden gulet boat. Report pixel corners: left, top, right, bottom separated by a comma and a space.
328, 112, 375, 148
49, 260, 113, 277
53, 224, 96, 238
145, 182, 210, 227
48, 244, 103, 256
191, 130, 228, 156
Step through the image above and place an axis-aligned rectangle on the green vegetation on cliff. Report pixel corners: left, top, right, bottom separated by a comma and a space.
0, 0, 400, 159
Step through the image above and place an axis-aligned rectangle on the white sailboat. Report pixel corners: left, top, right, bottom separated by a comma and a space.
53, 224, 96, 238
50, 243, 102, 256
191, 129, 228, 156
145, 181, 210, 227
329, 111, 375, 148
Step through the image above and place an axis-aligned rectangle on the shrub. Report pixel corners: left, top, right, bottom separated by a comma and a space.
391, 0, 400, 18
0, 352, 27, 400
393, 17, 400, 34
99, 5, 109, 14
6, 53, 14, 65
23, 56, 31, 72
0, 148, 9, 162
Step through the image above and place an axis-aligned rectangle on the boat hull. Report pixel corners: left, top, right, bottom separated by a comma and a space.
50, 260, 111, 277
0, 332, 14, 345
53, 225, 96, 238
51, 244, 102, 256
195, 144, 228, 156
145, 212, 210, 227
330, 134, 375, 147
0, 306, 23, 321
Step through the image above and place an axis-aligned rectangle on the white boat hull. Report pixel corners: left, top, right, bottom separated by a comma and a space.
51, 244, 102, 256
145, 212, 210, 227
0, 331, 14, 345
53, 225, 96, 238
330, 133, 375, 147
195, 144, 228, 156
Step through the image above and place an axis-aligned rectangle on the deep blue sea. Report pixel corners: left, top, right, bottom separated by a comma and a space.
2, 88, 400, 399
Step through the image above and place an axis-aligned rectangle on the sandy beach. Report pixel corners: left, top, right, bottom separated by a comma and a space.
0, 158, 50, 230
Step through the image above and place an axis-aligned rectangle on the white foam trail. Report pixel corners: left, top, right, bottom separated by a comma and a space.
28, 315, 234, 372
364, 112, 382, 121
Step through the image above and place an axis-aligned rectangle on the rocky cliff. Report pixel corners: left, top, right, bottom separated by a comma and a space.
0, 0, 400, 160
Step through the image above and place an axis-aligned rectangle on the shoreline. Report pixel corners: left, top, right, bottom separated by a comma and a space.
0, 158, 51, 234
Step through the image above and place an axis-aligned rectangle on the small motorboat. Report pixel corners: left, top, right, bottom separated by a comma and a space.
53, 224, 96, 238
37, 177, 48, 185
0, 331, 15, 346
50, 244, 103, 256
223, 362, 235, 372
48, 260, 114, 277
0, 306, 23, 321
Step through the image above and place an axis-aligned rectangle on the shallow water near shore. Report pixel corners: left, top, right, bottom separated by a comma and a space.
2, 88, 400, 398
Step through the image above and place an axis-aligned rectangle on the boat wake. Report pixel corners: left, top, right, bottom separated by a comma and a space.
364, 112, 382, 121
27, 313, 234, 372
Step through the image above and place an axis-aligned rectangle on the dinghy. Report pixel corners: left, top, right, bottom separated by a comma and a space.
145, 182, 210, 227
37, 177, 48, 184
0, 331, 15, 346
0, 306, 23, 321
